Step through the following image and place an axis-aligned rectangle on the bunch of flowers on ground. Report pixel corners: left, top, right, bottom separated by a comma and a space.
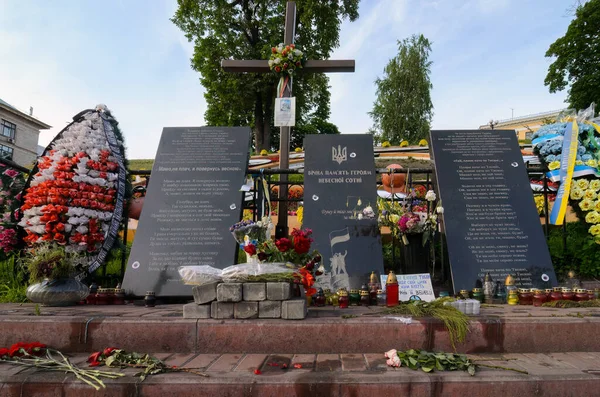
18, 108, 125, 254
0, 341, 124, 390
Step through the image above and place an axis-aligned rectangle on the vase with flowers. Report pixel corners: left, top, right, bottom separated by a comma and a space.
21, 243, 89, 306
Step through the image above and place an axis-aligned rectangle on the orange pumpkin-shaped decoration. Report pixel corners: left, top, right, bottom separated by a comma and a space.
381, 164, 406, 193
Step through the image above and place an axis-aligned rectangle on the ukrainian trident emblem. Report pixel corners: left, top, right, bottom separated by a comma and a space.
332, 145, 347, 165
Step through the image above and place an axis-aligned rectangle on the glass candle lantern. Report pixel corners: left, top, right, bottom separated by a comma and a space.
518, 289, 532, 305
587, 290, 595, 301
95, 288, 110, 305
113, 288, 126, 305
324, 289, 332, 305
315, 288, 326, 307
338, 290, 349, 309
360, 290, 370, 306
331, 291, 340, 306
377, 289, 386, 306
532, 290, 546, 307
594, 288, 600, 300
459, 289, 470, 300
507, 290, 519, 305
574, 289, 588, 302
144, 291, 156, 307
472, 288, 483, 303
561, 288, 574, 301
349, 289, 360, 305
386, 271, 399, 307
550, 287, 563, 301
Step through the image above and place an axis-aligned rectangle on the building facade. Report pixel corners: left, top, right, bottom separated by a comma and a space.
0, 98, 51, 168
479, 109, 565, 141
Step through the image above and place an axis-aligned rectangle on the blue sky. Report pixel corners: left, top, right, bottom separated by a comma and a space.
0, 0, 574, 159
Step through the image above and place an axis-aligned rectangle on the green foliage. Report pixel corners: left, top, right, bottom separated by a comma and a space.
19, 244, 83, 283
395, 349, 477, 375
544, 0, 600, 111
369, 34, 434, 145
543, 299, 600, 308
382, 299, 469, 349
382, 241, 402, 272
128, 159, 154, 171
0, 256, 27, 303
171, 0, 358, 151
547, 222, 600, 279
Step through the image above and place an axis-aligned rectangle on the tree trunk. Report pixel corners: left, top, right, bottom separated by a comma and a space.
254, 92, 264, 151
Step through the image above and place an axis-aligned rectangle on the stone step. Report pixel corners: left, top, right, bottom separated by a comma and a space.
0, 303, 599, 354
1, 352, 600, 396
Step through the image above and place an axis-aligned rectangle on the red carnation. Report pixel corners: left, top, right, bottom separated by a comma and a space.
257, 252, 268, 262
0, 348, 8, 357
275, 237, 292, 252
293, 236, 311, 254
244, 244, 257, 256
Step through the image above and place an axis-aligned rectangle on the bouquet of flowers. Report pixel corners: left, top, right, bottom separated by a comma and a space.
230, 218, 270, 246
268, 43, 304, 77
0, 165, 26, 256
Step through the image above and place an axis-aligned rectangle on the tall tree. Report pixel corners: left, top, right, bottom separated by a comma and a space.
369, 34, 433, 145
172, 0, 359, 151
545, 0, 600, 112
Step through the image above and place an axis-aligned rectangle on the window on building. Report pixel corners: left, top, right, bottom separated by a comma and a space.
0, 145, 13, 160
1, 120, 16, 139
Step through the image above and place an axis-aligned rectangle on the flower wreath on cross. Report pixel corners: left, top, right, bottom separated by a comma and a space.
268, 43, 304, 77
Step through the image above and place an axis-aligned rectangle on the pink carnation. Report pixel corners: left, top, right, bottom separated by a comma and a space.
2, 169, 18, 178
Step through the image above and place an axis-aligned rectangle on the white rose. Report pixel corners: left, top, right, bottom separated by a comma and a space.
274, 58, 281, 64
294, 49, 302, 56
436, 206, 444, 214
425, 190, 436, 202
268, 60, 273, 67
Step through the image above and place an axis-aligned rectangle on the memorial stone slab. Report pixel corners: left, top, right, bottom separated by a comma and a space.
303, 135, 384, 291
430, 130, 557, 291
122, 127, 251, 296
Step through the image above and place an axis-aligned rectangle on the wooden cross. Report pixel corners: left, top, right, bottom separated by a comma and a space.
221, 1, 355, 237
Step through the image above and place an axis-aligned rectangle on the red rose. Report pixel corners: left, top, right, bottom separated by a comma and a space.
305, 261, 314, 271
295, 61, 301, 66
275, 238, 291, 252
257, 252, 268, 262
275, 66, 281, 72
293, 236, 311, 254
89, 361, 100, 367
283, 63, 288, 69
244, 244, 257, 256
87, 351, 102, 363
272, 47, 277, 53
0, 348, 8, 357
103, 347, 118, 356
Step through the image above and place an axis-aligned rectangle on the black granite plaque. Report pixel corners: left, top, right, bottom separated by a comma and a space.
303, 135, 384, 291
122, 127, 251, 296
430, 130, 557, 291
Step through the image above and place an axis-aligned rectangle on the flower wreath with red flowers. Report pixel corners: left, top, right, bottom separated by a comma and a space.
18, 105, 130, 263
268, 43, 304, 78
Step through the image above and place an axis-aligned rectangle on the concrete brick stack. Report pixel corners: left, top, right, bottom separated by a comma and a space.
183, 282, 307, 320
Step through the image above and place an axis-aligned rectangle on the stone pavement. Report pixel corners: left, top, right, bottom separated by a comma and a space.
1, 351, 600, 396
0, 303, 599, 355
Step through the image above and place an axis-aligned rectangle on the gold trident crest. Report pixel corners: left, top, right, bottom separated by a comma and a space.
332, 145, 347, 165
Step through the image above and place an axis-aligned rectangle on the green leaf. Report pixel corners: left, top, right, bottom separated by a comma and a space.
105, 356, 116, 367
409, 357, 418, 366
421, 366, 433, 373
467, 365, 476, 376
